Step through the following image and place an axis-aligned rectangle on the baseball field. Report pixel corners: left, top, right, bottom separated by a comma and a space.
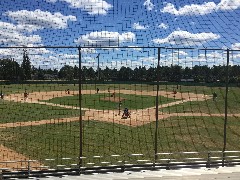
0, 82, 240, 170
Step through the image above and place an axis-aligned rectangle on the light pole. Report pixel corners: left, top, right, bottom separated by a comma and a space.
96, 53, 100, 81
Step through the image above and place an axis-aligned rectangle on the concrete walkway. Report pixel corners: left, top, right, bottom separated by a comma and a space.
21, 166, 240, 179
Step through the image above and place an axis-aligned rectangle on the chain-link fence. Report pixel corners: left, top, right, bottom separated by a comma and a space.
0, 46, 240, 178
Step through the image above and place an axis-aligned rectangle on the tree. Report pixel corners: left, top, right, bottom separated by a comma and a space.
0, 58, 20, 80
132, 67, 139, 80
183, 67, 192, 79
169, 65, 182, 82
81, 66, 87, 80
86, 67, 95, 80
102, 66, 111, 81
58, 65, 74, 81
37, 66, 44, 80
118, 66, 125, 80
21, 49, 32, 80
73, 65, 79, 79
146, 67, 156, 81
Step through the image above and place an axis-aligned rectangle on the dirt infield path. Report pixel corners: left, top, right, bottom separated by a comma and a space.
2, 89, 212, 127
3, 89, 212, 126
4, 89, 209, 102
1, 112, 240, 128
0, 87, 238, 128
0, 144, 43, 170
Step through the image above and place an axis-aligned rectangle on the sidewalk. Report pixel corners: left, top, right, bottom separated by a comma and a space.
26, 166, 240, 180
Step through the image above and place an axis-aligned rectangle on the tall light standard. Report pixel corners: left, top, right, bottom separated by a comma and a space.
96, 53, 100, 81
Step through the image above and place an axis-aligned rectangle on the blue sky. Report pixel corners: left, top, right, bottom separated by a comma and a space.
0, 0, 240, 69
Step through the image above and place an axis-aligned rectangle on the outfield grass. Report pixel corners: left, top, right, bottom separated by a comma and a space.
160, 87, 240, 114
0, 83, 79, 95
42, 93, 175, 110
0, 82, 223, 95
1, 116, 240, 167
0, 101, 81, 123
0, 83, 160, 94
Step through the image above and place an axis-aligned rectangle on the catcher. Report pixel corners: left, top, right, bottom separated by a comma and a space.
122, 107, 131, 118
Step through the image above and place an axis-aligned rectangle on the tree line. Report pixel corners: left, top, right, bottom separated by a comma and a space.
0, 49, 32, 81
1, 51, 240, 83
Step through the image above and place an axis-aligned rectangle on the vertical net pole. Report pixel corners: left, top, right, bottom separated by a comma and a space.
78, 47, 83, 173
97, 53, 100, 81
154, 47, 161, 165
222, 49, 230, 167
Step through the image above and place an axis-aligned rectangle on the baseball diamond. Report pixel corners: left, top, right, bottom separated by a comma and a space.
0, 81, 240, 172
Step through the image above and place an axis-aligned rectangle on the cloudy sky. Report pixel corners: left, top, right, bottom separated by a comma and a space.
0, 0, 240, 69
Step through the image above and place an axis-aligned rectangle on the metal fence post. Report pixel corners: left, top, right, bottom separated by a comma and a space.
28, 160, 30, 178
222, 49, 230, 167
78, 47, 83, 173
154, 47, 161, 166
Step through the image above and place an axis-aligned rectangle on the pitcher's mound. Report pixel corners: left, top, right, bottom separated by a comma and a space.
100, 97, 126, 102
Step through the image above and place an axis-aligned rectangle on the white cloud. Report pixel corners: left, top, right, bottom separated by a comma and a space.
27, 44, 51, 54
139, 56, 157, 63
47, 0, 112, 15
179, 51, 188, 56
83, 56, 96, 63
5, 9, 76, 32
0, 22, 42, 46
80, 48, 96, 53
35, 53, 80, 69
158, 23, 168, 29
0, 49, 15, 58
232, 43, 240, 50
143, 0, 154, 11
0, 22, 42, 45
0, 21, 41, 43
173, 50, 188, 56
75, 31, 136, 46
152, 30, 220, 46
233, 53, 240, 60
0, 46, 87, 70
217, 0, 240, 10
132, 22, 148, 30
158, 50, 228, 67
0, 20, 56, 66
0, 46, 54, 69
198, 51, 223, 59
194, 51, 227, 66
0, 21, 18, 32
102, 60, 142, 70
59, 54, 79, 59
161, 2, 217, 16
161, 0, 240, 16
126, 46, 142, 51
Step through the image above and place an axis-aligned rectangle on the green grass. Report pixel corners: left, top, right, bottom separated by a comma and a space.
1, 116, 240, 167
0, 82, 223, 95
0, 83, 160, 95
0, 83, 79, 95
42, 93, 175, 110
0, 101, 81, 123
160, 87, 240, 114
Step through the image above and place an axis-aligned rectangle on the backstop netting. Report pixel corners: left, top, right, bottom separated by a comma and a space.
0, 0, 240, 178
0, 47, 240, 174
